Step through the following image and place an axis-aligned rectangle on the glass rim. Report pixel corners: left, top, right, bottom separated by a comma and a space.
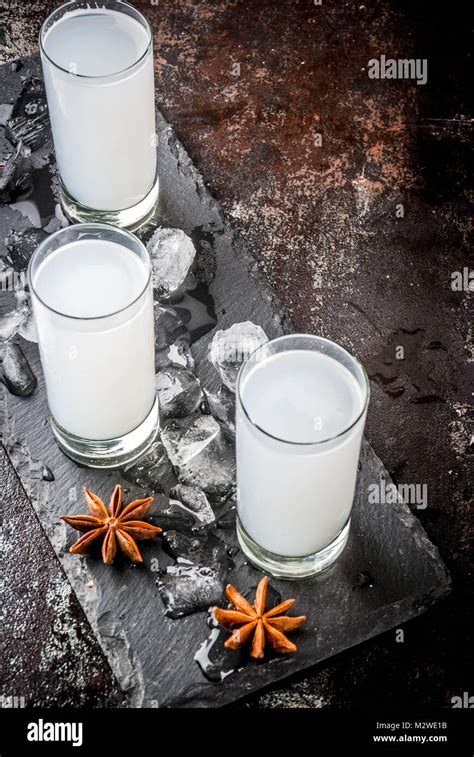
27, 223, 152, 322
39, 0, 153, 80
236, 333, 370, 447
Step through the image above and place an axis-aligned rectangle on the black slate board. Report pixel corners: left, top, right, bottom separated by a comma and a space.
0, 58, 451, 707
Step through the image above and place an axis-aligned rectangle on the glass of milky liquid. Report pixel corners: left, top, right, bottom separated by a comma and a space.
40, 1, 158, 229
236, 334, 370, 578
28, 224, 158, 468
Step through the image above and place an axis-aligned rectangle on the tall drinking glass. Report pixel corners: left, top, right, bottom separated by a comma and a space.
236, 334, 370, 578
40, 1, 158, 229
28, 224, 158, 468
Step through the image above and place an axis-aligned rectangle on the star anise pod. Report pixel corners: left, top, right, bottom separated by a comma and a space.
212, 576, 307, 659
61, 485, 162, 565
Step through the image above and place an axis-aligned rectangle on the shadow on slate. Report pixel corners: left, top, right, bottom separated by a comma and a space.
0, 57, 451, 708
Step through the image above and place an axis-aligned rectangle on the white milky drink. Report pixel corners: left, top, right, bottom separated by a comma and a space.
236, 341, 368, 561
30, 235, 156, 441
40, 3, 156, 211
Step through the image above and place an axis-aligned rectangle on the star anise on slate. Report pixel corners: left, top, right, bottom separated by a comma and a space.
61, 485, 162, 565
212, 576, 307, 659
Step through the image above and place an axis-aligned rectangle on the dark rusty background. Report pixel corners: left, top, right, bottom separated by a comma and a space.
1, 0, 472, 709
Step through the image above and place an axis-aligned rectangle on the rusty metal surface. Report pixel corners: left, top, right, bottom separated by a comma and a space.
0, 447, 123, 707
1, 0, 472, 709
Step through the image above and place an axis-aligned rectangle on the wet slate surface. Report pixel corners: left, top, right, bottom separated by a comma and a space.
0, 57, 451, 707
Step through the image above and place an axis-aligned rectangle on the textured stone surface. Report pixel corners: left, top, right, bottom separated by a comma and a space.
0, 54, 452, 708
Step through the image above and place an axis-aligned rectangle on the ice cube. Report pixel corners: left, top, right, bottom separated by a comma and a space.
157, 491, 214, 533
16, 290, 37, 343
1, 341, 37, 396
0, 279, 38, 344
121, 440, 177, 494
0, 103, 13, 127
6, 77, 49, 151
147, 227, 196, 299
209, 321, 268, 391
203, 385, 235, 436
154, 304, 188, 352
156, 365, 203, 420
0, 309, 25, 342
5, 227, 46, 272
0, 140, 32, 204
170, 484, 215, 529
162, 529, 227, 565
161, 414, 236, 496
156, 528, 232, 620
162, 531, 206, 562
167, 338, 195, 371
213, 493, 237, 530
156, 561, 226, 619
154, 348, 172, 372
157, 499, 199, 532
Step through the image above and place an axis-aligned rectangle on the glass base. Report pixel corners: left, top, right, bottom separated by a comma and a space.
59, 174, 159, 231
51, 398, 159, 469
236, 517, 351, 579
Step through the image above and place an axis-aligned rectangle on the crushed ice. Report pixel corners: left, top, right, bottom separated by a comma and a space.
148, 227, 196, 299
209, 321, 268, 391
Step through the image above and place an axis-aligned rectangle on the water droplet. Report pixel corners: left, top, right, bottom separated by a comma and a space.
41, 465, 55, 482
355, 571, 374, 589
